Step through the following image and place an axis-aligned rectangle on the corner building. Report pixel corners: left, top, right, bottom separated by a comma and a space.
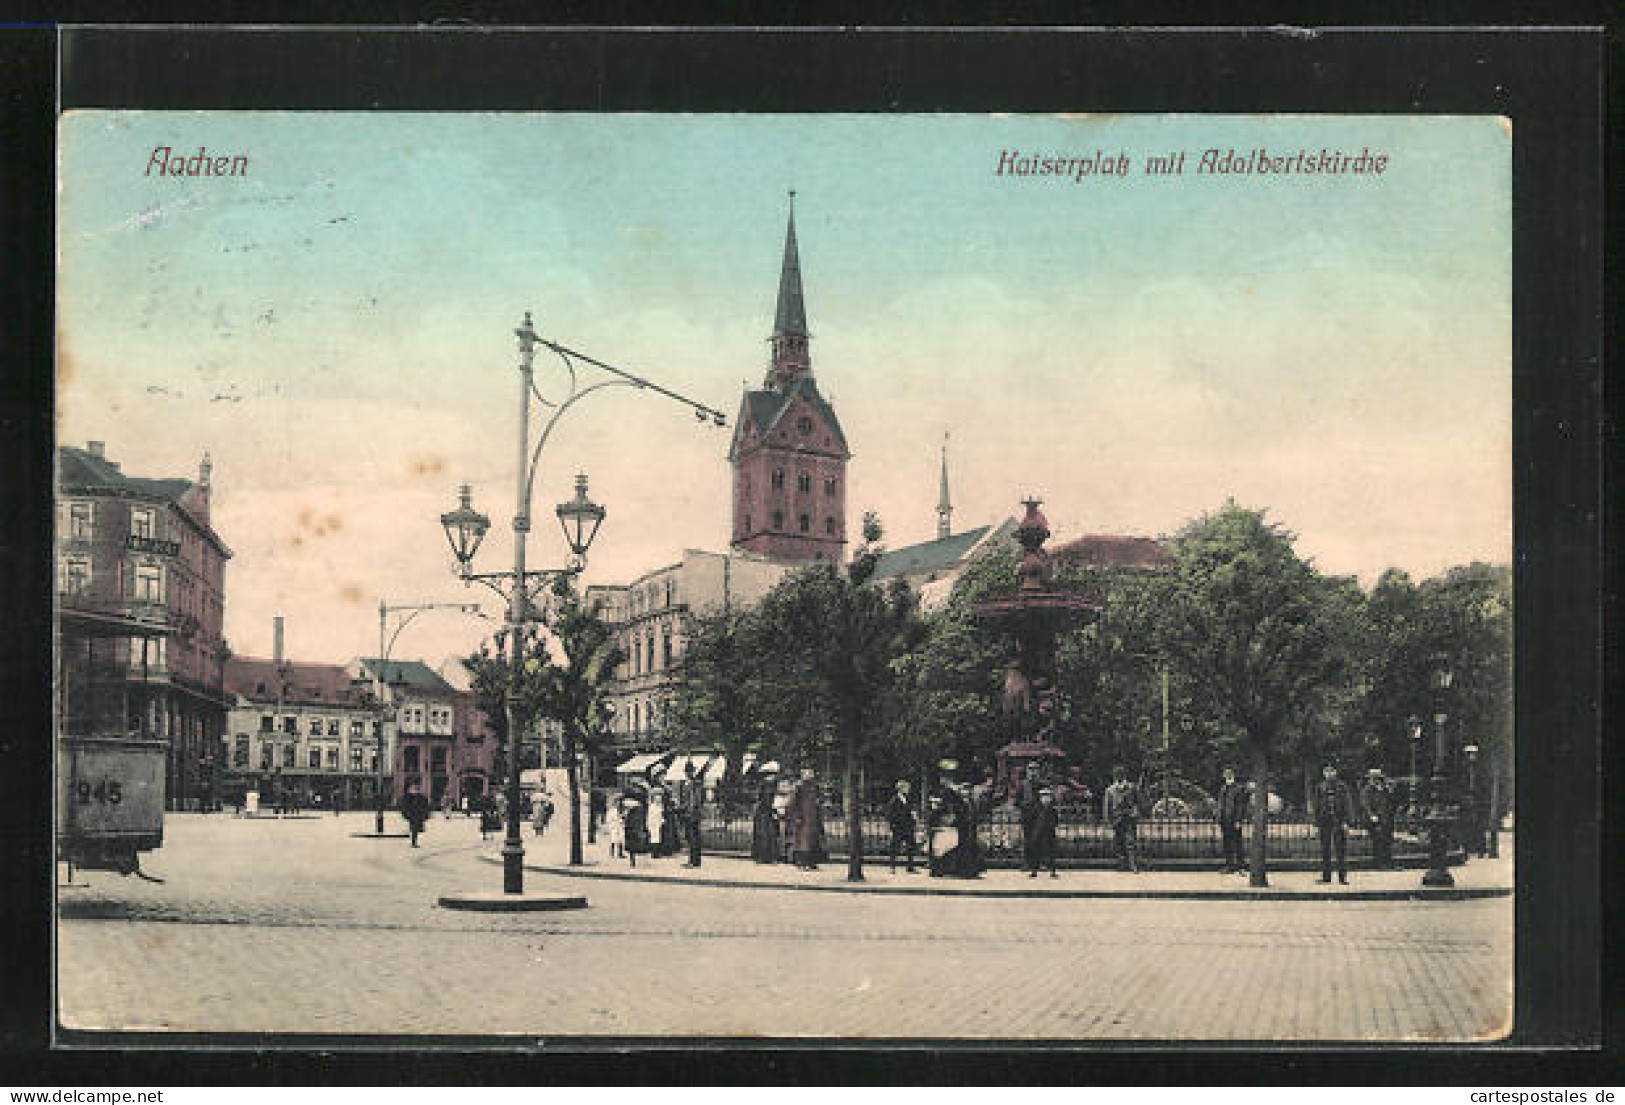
729, 197, 851, 564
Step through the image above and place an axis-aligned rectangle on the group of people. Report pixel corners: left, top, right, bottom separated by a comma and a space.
603, 761, 707, 870
1214, 763, 1401, 882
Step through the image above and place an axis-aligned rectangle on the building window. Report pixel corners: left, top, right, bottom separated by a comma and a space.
825, 516, 837, 536
128, 637, 166, 669
430, 748, 448, 774
283, 744, 296, 768
133, 563, 164, 603
662, 631, 672, 669
327, 719, 340, 736
771, 468, 785, 490
373, 720, 383, 738
797, 471, 811, 494
351, 720, 364, 737
130, 507, 155, 540
58, 556, 92, 595
260, 744, 273, 770
284, 716, 298, 734
825, 477, 837, 497
797, 416, 813, 434
772, 510, 783, 530
326, 746, 339, 770
68, 501, 94, 540
309, 718, 323, 735
308, 748, 322, 770
350, 747, 364, 772
234, 735, 249, 767
403, 746, 420, 773
646, 635, 656, 673
799, 514, 810, 533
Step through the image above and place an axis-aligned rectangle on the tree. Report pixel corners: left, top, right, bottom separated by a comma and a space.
746, 514, 924, 881
463, 581, 624, 866
1151, 502, 1344, 886
665, 609, 768, 807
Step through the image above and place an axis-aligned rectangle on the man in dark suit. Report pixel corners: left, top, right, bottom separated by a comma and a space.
1216, 766, 1247, 874
1103, 766, 1141, 873
1022, 786, 1061, 878
883, 780, 919, 874
1312, 763, 1358, 884
680, 761, 705, 868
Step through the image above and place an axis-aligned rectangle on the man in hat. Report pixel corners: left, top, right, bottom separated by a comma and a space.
1359, 767, 1396, 869
883, 779, 919, 874
1022, 786, 1061, 878
679, 760, 705, 868
1312, 763, 1359, 884
1103, 766, 1141, 873
1216, 766, 1247, 874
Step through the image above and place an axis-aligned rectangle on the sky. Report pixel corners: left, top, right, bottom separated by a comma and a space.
57, 112, 1511, 671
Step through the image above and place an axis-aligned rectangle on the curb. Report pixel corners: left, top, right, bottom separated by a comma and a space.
480, 855, 1512, 902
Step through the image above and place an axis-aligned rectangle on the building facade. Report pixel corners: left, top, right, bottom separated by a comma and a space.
57, 441, 232, 811
349, 658, 470, 808
222, 658, 384, 810
586, 550, 795, 754
728, 197, 851, 564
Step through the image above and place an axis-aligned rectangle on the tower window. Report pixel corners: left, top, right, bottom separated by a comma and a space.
771, 469, 785, 490
824, 477, 837, 496
799, 514, 810, 533
797, 416, 812, 434
797, 471, 811, 494
772, 510, 783, 530
825, 516, 836, 535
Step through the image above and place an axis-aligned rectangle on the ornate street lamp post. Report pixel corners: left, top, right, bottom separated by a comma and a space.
1421, 666, 1456, 888
439, 312, 725, 903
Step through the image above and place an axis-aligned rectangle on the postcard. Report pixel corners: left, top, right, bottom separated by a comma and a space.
55, 110, 1512, 1042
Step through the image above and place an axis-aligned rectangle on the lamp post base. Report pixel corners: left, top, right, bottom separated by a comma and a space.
438, 891, 588, 912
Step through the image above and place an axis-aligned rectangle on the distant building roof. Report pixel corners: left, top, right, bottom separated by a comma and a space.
871, 525, 993, 582
225, 657, 368, 708
353, 657, 459, 696
1051, 534, 1173, 572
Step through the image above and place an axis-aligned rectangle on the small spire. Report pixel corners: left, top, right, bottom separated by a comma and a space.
937, 433, 953, 540
198, 450, 213, 489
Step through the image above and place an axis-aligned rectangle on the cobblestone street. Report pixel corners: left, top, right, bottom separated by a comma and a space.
57, 812, 1513, 1041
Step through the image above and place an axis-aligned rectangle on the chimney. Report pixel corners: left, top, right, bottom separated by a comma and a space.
273, 616, 285, 667
87, 440, 105, 459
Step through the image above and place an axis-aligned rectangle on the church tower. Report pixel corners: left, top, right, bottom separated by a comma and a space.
937, 436, 953, 540
728, 194, 851, 563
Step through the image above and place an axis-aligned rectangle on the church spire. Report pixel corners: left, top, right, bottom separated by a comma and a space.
767, 191, 811, 389
937, 434, 953, 540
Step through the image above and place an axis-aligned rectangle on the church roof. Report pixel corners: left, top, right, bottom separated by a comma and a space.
732, 375, 850, 458
871, 525, 994, 582
773, 196, 808, 338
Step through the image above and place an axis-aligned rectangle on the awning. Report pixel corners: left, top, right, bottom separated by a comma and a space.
701, 756, 729, 785
615, 752, 671, 776
664, 753, 717, 781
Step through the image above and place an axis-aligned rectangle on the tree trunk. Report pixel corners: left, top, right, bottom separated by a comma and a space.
1248, 740, 1270, 887
844, 732, 864, 882
565, 728, 583, 866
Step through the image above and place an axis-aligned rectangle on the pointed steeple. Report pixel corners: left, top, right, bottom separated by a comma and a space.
767, 192, 811, 389
937, 434, 953, 540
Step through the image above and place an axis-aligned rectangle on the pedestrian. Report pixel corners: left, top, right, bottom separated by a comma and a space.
1359, 767, 1396, 869
400, 782, 430, 848
622, 796, 648, 868
532, 791, 554, 837
750, 777, 781, 864
1103, 766, 1141, 873
479, 794, 502, 840
1022, 786, 1060, 878
1312, 763, 1358, 884
603, 795, 626, 859
785, 768, 825, 871
680, 762, 705, 868
645, 786, 678, 858
883, 779, 919, 874
926, 785, 984, 878
1216, 766, 1247, 874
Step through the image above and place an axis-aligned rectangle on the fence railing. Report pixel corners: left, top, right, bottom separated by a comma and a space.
701, 805, 1443, 866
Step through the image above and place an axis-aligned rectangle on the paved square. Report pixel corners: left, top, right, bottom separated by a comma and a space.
57, 812, 1513, 1041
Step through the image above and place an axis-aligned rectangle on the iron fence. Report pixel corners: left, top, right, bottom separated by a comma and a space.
700, 805, 1440, 866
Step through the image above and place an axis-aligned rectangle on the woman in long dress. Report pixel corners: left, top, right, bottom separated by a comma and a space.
603, 796, 626, 859
645, 787, 679, 858
750, 779, 781, 864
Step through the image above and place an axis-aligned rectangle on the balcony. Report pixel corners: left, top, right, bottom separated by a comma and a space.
126, 534, 182, 557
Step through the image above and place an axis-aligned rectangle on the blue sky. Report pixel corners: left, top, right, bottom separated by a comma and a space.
58, 112, 1510, 667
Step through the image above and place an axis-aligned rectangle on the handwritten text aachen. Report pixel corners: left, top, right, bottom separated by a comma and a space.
995, 147, 1389, 182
